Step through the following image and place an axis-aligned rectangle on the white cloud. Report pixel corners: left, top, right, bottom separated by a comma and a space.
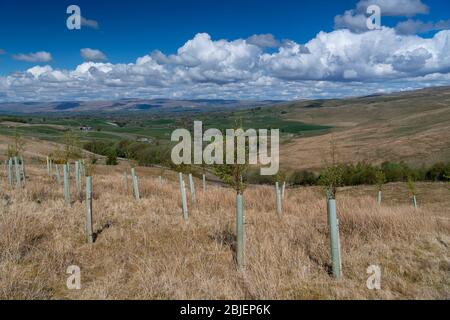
1, 30, 450, 102
335, 0, 430, 33
396, 19, 450, 35
334, 10, 369, 33
356, 0, 429, 17
81, 16, 99, 29
11, 51, 52, 63
27, 65, 54, 78
246, 34, 281, 48
80, 48, 108, 62
261, 28, 450, 81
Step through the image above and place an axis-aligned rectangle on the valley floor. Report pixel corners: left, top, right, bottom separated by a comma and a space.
0, 164, 449, 299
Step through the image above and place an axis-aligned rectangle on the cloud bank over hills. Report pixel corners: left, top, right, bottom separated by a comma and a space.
1, 0, 449, 102
2, 29, 449, 102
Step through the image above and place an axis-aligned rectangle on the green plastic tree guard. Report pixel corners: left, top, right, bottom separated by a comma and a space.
75, 161, 81, 194
55, 164, 61, 184
131, 168, 136, 197
131, 168, 140, 200
14, 157, 21, 188
327, 199, 342, 279
49, 159, 53, 179
189, 173, 196, 203
236, 193, 245, 269
8, 158, 13, 187
63, 164, 71, 207
275, 182, 282, 216
179, 173, 188, 220
85, 176, 94, 243
20, 157, 26, 185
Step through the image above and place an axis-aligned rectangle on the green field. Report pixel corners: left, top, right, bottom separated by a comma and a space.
0, 107, 331, 146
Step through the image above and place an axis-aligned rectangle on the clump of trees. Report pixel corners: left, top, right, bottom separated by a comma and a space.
243, 161, 450, 187
84, 139, 173, 167
83, 137, 450, 186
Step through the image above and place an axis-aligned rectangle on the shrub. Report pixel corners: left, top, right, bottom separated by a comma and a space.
289, 170, 318, 186
106, 151, 118, 166
426, 162, 450, 181
244, 168, 274, 185
319, 165, 344, 199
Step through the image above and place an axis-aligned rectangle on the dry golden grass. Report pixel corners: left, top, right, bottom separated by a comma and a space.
280, 87, 450, 170
0, 164, 449, 300
0, 135, 106, 165
281, 123, 450, 170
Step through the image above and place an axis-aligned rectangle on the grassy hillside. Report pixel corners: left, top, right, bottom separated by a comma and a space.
0, 164, 449, 299
278, 86, 450, 170
0, 86, 449, 171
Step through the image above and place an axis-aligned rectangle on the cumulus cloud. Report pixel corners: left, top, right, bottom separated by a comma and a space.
246, 34, 281, 48
396, 19, 450, 35
262, 28, 450, 81
1, 30, 450, 102
335, 0, 430, 32
334, 10, 369, 33
11, 51, 52, 63
81, 16, 99, 29
80, 48, 108, 62
356, 0, 429, 17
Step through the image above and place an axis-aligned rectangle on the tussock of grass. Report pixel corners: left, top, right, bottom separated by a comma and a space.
0, 165, 449, 299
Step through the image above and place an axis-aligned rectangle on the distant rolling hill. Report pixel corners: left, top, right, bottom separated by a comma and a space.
1, 86, 449, 171
276, 86, 450, 170
0, 98, 284, 114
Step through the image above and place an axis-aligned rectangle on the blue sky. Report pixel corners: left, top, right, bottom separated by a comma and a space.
1, 0, 450, 101
0, 0, 352, 73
